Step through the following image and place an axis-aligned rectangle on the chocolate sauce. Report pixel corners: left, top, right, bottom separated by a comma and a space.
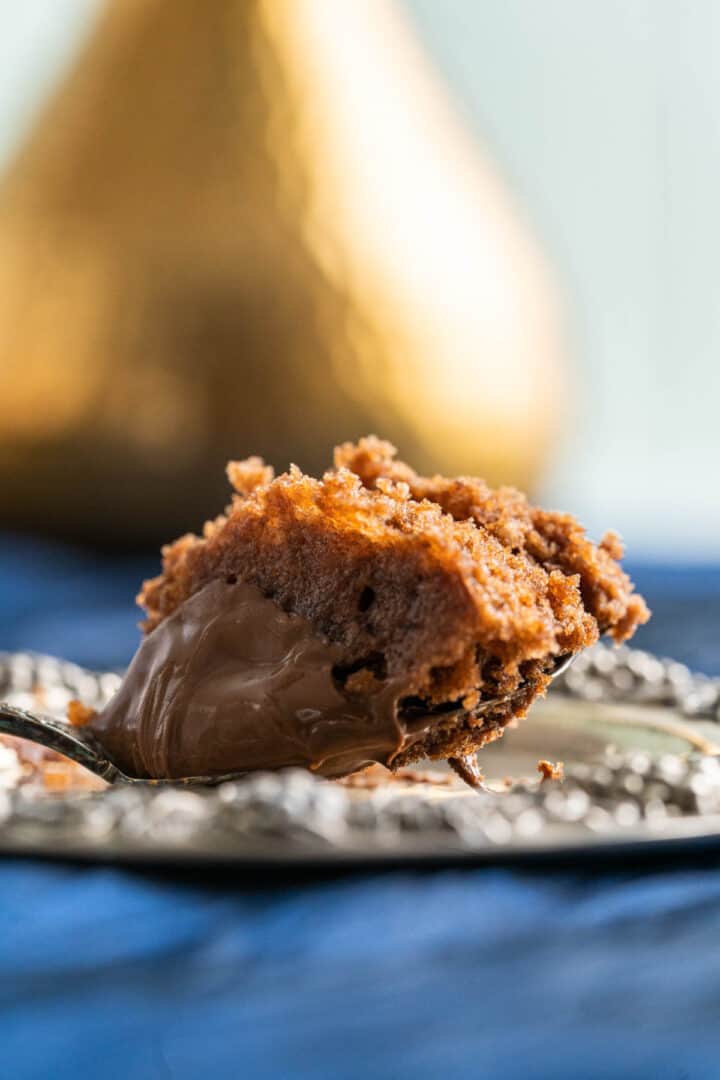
90, 580, 433, 780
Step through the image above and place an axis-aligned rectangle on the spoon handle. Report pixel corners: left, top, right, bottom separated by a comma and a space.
0, 703, 121, 783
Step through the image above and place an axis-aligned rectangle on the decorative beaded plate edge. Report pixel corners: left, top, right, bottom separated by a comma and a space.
1, 645, 720, 867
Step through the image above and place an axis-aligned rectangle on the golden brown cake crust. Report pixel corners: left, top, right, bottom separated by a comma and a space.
138, 437, 649, 768
334, 437, 650, 643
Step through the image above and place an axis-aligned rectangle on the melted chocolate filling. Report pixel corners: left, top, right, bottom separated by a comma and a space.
90, 579, 437, 780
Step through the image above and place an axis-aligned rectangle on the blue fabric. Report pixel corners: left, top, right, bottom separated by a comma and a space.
2, 539, 720, 1079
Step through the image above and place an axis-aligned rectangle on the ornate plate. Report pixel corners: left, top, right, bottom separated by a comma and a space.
1, 645, 720, 867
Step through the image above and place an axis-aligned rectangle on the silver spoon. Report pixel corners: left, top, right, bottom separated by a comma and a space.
0, 654, 576, 787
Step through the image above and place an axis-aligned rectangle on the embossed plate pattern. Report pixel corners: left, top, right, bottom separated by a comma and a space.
1, 645, 720, 866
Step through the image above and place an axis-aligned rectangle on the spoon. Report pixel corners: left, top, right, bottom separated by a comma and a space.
0, 654, 576, 787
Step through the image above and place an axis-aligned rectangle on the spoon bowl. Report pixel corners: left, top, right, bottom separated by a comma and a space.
0, 654, 576, 788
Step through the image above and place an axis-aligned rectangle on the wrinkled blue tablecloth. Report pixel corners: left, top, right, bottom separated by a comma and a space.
1, 537, 719, 1080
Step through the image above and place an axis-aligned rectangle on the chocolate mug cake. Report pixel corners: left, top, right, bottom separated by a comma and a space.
80, 437, 649, 784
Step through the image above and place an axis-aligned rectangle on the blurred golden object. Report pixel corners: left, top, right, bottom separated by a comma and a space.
0, 0, 566, 545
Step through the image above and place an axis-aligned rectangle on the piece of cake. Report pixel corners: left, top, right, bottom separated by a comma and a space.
86, 437, 649, 783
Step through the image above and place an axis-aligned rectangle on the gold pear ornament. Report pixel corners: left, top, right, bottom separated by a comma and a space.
0, 0, 567, 545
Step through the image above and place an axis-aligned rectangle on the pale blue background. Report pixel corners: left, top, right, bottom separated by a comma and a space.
1, 1, 718, 558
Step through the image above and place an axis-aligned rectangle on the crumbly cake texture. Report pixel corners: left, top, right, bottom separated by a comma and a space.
139, 437, 649, 771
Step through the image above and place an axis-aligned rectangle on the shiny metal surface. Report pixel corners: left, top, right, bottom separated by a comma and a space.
0, 704, 120, 783
1, 645, 720, 866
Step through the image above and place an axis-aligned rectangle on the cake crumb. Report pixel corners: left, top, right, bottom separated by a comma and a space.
42, 762, 75, 791
537, 758, 564, 782
67, 699, 97, 728
448, 754, 485, 788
